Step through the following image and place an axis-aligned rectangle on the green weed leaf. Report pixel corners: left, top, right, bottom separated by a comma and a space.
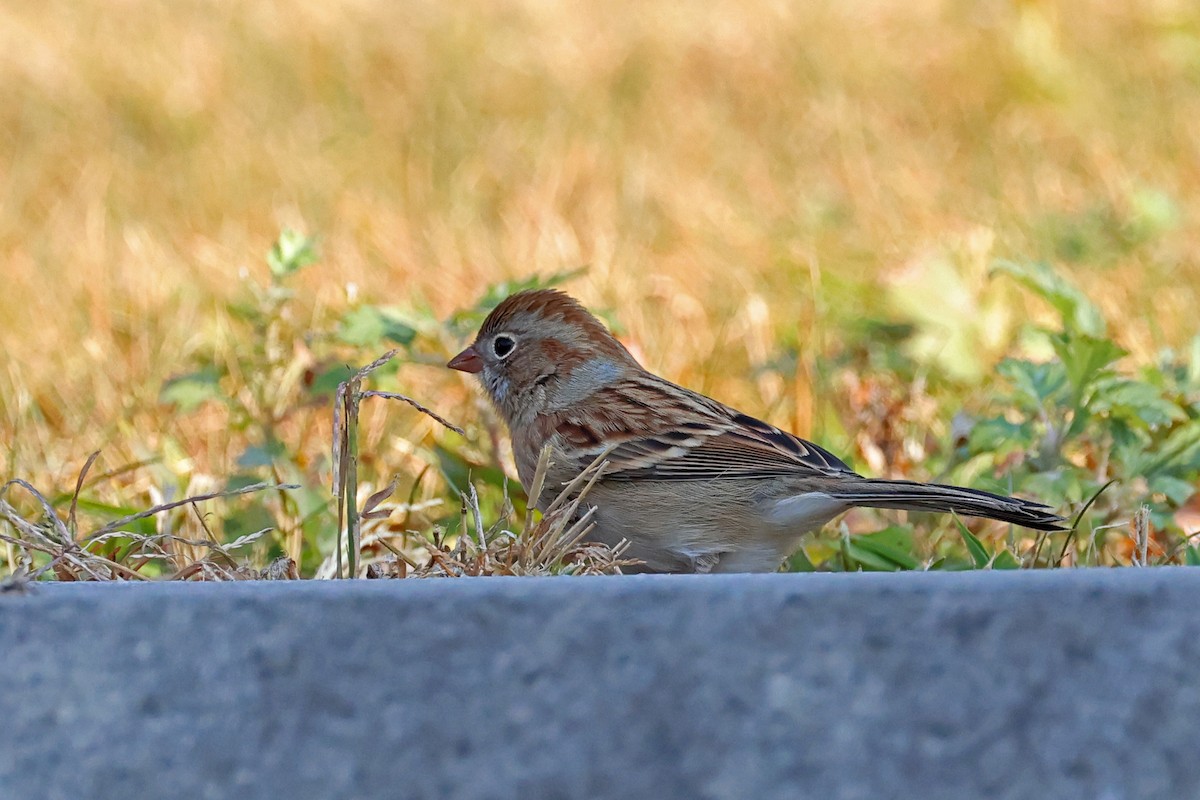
996, 358, 1067, 406
953, 515, 991, 568
848, 526, 920, 571
306, 364, 355, 397
160, 368, 224, 412
786, 548, 817, 572
992, 260, 1106, 336
236, 441, 286, 468
268, 229, 317, 279
1149, 475, 1197, 506
967, 416, 1035, 453
1049, 332, 1125, 407
990, 549, 1022, 570
337, 305, 417, 347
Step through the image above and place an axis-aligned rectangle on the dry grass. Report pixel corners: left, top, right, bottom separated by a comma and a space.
0, 473, 294, 581
0, 346, 634, 580
354, 445, 637, 579
2, 0, 1199, 575
328, 350, 633, 578
0, 367, 633, 580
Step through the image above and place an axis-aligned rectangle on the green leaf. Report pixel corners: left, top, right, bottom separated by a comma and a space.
953, 516, 991, 569
1186, 546, 1200, 567
1149, 475, 1196, 506
1110, 424, 1155, 476
267, 229, 317, 279
225, 300, 267, 324
1123, 187, 1179, 245
222, 500, 275, 543
1187, 335, 1200, 389
843, 541, 901, 571
72, 500, 157, 535
160, 368, 224, 412
990, 549, 1022, 570
1049, 332, 1126, 407
1020, 470, 1086, 510
850, 526, 920, 570
337, 305, 417, 347
433, 444, 510, 497
1139, 422, 1200, 479
1091, 378, 1186, 428
967, 416, 1035, 454
306, 364, 355, 397
996, 358, 1067, 406
992, 260, 1106, 336
236, 441, 286, 469
786, 547, 817, 572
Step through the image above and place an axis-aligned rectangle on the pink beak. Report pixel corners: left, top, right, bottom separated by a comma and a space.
447, 345, 484, 374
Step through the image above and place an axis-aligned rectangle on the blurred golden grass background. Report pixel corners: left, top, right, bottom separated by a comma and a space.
2, 0, 1198, 550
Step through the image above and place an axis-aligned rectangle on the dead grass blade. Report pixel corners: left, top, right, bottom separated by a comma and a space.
1, 473, 295, 581
68, 450, 101, 540
332, 350, 467, 578
3, 479, 73, 545
1131, 505, 1151, 567
86, 482, 298, 541
361, 477, 399, 521
377, 445, 635, 578
360, 391, 465, 436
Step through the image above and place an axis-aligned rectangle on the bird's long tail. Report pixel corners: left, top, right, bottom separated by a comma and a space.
828, 479, 1066, 532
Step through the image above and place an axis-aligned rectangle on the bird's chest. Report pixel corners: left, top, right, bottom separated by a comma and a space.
512, 424, 595, 511
509, 419, 556, 491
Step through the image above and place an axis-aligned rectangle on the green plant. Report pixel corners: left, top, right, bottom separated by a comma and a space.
789, 261, 1200, 572
149, 236, 594, 577
156, 231, 440, 572
970, 261, 1200, 565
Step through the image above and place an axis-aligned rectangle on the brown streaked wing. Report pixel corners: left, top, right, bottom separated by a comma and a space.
551, 377, 857, 481
599, 425, 856, 481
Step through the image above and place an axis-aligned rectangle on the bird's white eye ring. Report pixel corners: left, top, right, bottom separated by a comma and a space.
492, 334, 516, 359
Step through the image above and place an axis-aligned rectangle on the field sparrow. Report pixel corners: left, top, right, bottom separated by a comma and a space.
448, 290, 1064, 573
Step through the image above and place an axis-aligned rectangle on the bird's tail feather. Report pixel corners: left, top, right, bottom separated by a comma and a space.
828, 479, 1066, 532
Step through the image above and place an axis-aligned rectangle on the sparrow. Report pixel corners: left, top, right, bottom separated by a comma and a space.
448, 289, 1064, 573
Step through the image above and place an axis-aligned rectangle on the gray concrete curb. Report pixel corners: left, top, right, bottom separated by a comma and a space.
2, 570, 1198, 799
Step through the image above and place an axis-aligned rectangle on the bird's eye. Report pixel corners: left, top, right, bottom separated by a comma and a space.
492, 335, 516, 359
